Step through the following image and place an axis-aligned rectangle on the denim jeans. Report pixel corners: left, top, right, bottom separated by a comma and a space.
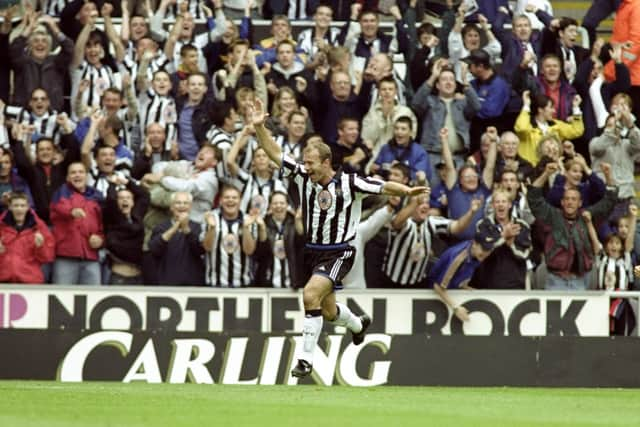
52, 258, 102, 285
546, 272, 589, 291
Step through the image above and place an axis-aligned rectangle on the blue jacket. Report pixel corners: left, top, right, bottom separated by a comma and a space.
494, 10, 544, 82
374, 139, 432, 182
471, 73, 511, 119
427, 241, 480, 289
546, 173, 606, 209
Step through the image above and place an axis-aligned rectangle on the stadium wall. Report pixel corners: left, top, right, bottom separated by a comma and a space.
2, 330, 640, 387
1, 287, 639, 387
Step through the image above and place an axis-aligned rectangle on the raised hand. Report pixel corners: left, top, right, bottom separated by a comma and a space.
295, 76, 307, 93
122, 72, 132, 88
592, 38, 605, 59
179, 0, 189, 15
610, 43, 623, 64
350, 2, 362, 20
562, 140, 575, 158
470, 197, 483, 213
485, 126, 498, 142
248, 99, 268, 126
544, 162, 558, 175
204, 211, 217, 229
101, 2, 114, 17
572, 94, 582, 109
90, 109, 104, 124
56, 112, 69, 127
200, 1, 213, 17
439, 127, 449, 141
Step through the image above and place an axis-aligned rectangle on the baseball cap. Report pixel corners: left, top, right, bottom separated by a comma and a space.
462, 49, 491, 68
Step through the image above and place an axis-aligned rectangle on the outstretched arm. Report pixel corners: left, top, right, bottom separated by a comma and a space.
249, 99, 283, 168
626, 205, 637, 253
581, 210, 602, 256
381, 181, 429, 198
434, 284, 469, 322
72, 22, 93, 69
102, 3, 125, 63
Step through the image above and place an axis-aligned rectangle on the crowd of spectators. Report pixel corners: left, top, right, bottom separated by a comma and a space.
0, 0, 640, 335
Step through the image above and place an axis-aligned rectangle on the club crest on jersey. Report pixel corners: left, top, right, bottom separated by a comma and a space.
409, 242, 426, 262
223, 233, 239, 254
163, 103, 177, 123
317, 190, 332, 211
95, 77, 109, 95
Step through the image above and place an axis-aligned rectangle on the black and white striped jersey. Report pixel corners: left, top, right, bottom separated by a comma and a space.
296, 27, 341, 60
203, 209, 253, 287
275, 134, 304, 162
113, 107, 138, 152
207, 126, 256, 181
138, 89, 178, 149
42, 0, 71, 16
71, 62, 120, 118
264, 216, 293, 288
3, 107, 64, 145
597, 252, 633, 291
165, 0, 206, 19
120, 54, 173, 92
207, 126, 234, 180
383, 216, 453, 286
171, 35, 210, 75
234, 169, 287, 217
88, 169, 130, 198
282, 153, 384, 245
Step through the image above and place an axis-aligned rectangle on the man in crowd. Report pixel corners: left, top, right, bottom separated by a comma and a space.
149, 191, 205, 286
50, 162, 104, 285
0, 192, 55, 284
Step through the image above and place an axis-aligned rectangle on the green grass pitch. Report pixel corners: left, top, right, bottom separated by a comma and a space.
1, 381, 639, 427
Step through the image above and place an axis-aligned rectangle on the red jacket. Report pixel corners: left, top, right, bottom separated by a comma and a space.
50, 183, 104, 261
604, 0, 640, 85
0, 209, 55, 283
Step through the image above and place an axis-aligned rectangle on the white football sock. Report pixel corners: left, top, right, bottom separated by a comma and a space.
300, 311, 323, 364
333, 302, 363, 333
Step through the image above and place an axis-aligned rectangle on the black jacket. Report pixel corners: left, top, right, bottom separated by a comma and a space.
149, 219, 205, 286
11, 133, 81, 225
176, 97, 216, 146
104, 181, 150, 266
